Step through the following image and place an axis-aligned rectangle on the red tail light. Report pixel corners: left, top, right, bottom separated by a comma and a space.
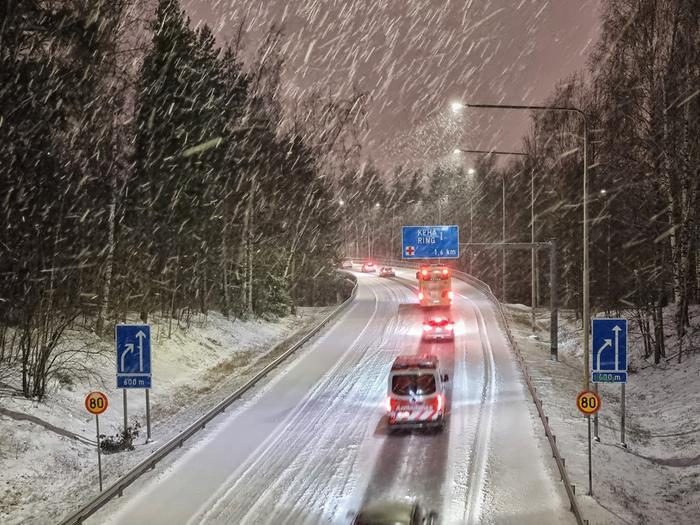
423, 324, 432, 332
418, 292, 424, 300
434, 393, 444, 412
442, 268, 449, 276
385, 396, 394, 412
421, 269, 428, 277
448, 290, 454, 300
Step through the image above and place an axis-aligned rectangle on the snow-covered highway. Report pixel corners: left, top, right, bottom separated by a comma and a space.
88, 269, 573, 525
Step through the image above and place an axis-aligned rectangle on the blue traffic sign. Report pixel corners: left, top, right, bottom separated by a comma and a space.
402, 225, 459, 259
592, 318, 627, 383
116, 325, 151, 389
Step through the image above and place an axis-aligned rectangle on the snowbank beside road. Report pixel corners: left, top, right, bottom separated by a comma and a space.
506, 304, 700, 525
0, 308, 329, 525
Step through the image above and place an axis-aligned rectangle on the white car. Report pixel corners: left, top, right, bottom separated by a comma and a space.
385, 354, 448, 432
421, 316, 454, 342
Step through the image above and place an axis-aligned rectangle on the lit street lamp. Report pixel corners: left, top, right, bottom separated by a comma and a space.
451, 101, 464, 114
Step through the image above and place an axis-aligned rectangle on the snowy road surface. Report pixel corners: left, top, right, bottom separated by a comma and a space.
89, 269, 572, 525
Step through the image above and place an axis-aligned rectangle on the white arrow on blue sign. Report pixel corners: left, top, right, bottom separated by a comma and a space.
592, 318, 627, 383
116, 324, 151, 389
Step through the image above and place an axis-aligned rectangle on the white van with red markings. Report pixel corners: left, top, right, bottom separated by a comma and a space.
385, 354, 449, 432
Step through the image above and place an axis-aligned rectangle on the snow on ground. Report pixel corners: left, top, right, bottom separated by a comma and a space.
0, 307, 330, 525
505, 303, 700, 525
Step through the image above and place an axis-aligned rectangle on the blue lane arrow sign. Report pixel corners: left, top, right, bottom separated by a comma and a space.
592, 318, 627, 383
116, 324, 151, 389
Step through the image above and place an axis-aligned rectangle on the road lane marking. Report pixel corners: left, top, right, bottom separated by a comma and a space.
191, 283, 384, 525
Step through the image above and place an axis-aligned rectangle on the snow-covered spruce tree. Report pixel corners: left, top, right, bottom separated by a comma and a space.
128, 0, 200, 324
0, 1, 134, 399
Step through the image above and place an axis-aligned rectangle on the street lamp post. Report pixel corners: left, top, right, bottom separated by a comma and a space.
339, 200, 347, 257
467, 168, 475, 274
600, 189, 611, 311
391, 212, 396, 259
455, 149, 531, 321
369, 202, 380, 259
502, 171, 506, 302
465, 102, 589, 389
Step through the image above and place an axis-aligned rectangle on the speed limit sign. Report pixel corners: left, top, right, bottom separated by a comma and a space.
576, 390, 601, 415
85, 391, 109, 415
84, 391, 108, 491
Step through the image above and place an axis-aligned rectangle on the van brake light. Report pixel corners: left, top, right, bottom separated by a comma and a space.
448, 290, 454, 300
385, 396, 393, 412
418, 292, 424, 300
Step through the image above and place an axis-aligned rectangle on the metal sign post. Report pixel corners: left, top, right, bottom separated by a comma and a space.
620, 383, 627, 448
116, 324, 152, 441
123, 390, 128, 438
85, 392, 108, 492
593, 383, 600, 442
145, 389, 152, 442
587, 415, 592, 495
577, 390, 601, 496
460, 240, 558, 360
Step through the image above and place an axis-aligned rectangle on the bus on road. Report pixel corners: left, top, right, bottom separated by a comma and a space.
416, 264, 453, 307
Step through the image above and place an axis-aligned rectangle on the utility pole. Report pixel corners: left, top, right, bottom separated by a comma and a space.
464, 103, 589, 389
469, 194, 474, 274
455, 149, 528, 306
502, 172, 506, 302
531, 168, 537, 333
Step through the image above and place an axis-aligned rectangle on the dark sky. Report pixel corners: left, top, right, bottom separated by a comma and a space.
184, 0, 601, 170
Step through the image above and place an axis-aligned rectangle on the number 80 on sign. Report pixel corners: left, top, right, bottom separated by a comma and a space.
85, 391, 109, 415
576, 390, 601, 415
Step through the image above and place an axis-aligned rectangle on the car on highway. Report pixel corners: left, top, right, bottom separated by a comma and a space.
352, 500, 438, 525
378, 266, 395, 277
341, 259, 353, 269
386, 354, 448, 432
421, 315, 454, 342
362, 261, 376, 272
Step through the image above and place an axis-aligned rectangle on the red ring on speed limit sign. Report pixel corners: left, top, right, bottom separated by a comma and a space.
576, 390, 601, 415
85, 391, 109, 415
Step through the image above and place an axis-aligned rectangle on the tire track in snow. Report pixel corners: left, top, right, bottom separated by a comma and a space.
194, 278, 413, 524
461, 291, 497, 524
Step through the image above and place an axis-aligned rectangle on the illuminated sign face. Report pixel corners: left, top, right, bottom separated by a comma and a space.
402, 225, 459, 259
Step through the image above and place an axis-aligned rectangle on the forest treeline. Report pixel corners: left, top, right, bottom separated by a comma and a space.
0, 0, 360, 399
345, 0, 699, 364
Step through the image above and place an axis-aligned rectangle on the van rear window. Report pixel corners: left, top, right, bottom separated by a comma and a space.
392, 374, 436, 396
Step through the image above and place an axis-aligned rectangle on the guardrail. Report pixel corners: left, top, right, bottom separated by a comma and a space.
374, 258, 585, 525
59, 274, 358, 525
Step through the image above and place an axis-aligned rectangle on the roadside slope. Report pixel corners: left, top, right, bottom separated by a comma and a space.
0, 308, 330, 525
